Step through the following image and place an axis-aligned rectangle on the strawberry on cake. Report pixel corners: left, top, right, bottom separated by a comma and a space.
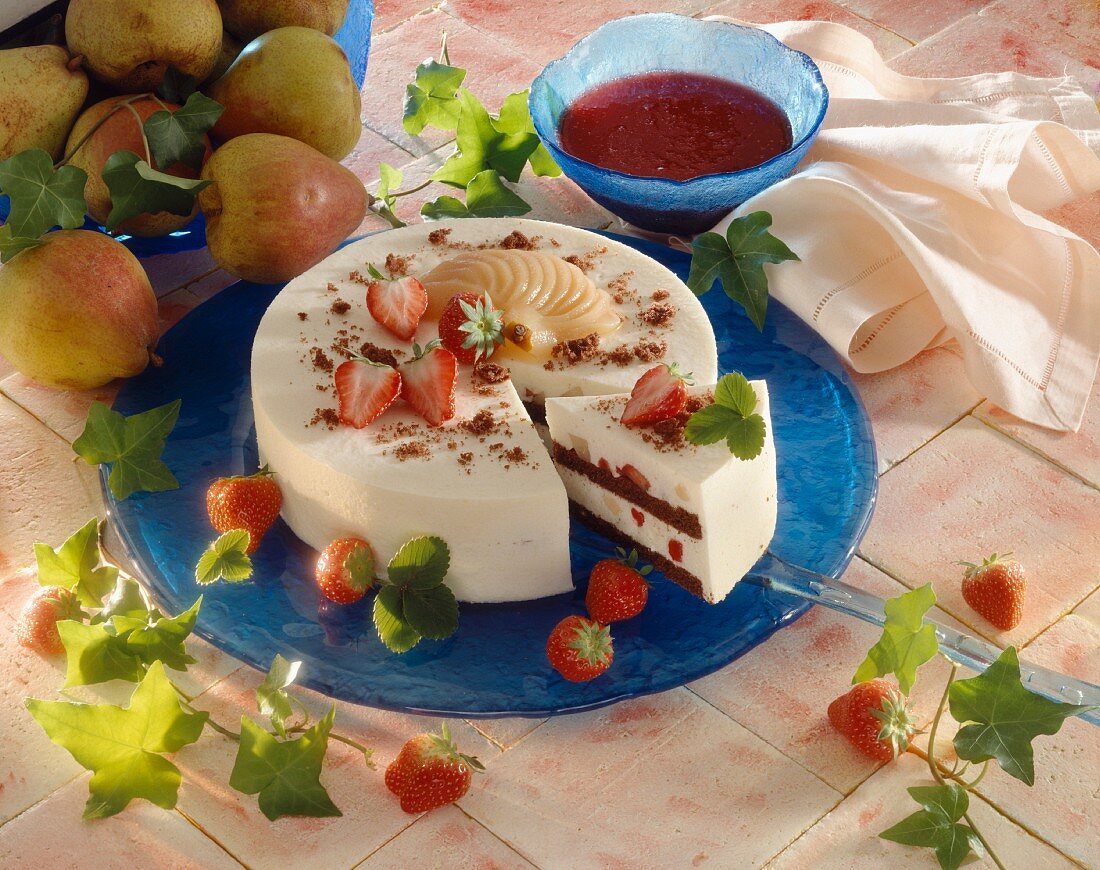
250, 219, 719, 603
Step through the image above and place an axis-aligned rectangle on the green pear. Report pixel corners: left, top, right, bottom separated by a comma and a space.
209, 27, 361, 160
0, 231, 160, 390
0, 45, 89, 161
65, 0, 223, 92
219, 0, 349, 42
198, 133, 367, 283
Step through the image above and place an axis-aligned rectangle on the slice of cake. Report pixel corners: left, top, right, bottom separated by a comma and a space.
545, 373, 777, 604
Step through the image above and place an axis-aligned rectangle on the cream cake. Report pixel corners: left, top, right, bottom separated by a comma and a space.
545, 382, 778, 604
250, 218, 719, 603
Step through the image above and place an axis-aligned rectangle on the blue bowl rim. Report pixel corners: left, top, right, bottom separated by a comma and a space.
529, 12, 830, 188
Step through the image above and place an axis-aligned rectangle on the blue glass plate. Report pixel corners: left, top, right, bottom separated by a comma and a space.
103, 231, 877, 717
0, 0, 374, 257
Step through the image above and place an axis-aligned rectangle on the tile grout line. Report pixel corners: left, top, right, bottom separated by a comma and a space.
877, 398, 985, 477
968, 411, 1099, 493
169, 806, 251, 870
0, 773, 83, 833
454, 803, 545, 870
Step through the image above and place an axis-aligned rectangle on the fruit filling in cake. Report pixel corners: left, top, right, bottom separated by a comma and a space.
545, 368, 777, 604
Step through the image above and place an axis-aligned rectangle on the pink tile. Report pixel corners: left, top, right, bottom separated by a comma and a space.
0, 773, 239, 868
835, 0, 987, 41
890, 14, 1100, 90
850, 345, 982, 473
360, 9, 544, 156
467, 717, 545, 750
920, 709, 1099, 867
0, 397, 107, 576
1021, 610, 1099, 685
860, 416, 1100, 646
362, 804, 534, 868
691, 557, 963, 793
459, 689, 840, 868
702, 0, 914, 59
175, 666, 498, 867
980, 0, 1100, 69
444, 0, 718, 66
342, 125, 417, 181
373, 0, 441, 33
770, 750, 1078, 868
0, 374, 117, 443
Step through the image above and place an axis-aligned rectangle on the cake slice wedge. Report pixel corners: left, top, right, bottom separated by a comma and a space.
545, 381, 777, 604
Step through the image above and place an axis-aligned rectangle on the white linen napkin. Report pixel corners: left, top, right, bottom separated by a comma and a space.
709, 19, 1100, 432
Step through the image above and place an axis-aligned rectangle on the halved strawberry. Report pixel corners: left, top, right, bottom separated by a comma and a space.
400, 341, 457, 427
621, 363, 692, 427
335, 356, 402, 428
365, 266, 428, 341
437, 292, 505, 364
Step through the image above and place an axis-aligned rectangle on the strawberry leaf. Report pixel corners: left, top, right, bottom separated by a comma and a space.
25, 662, 207, 819
403, 583, 459, 641
373, 585, 421, 653
494, 90, 561, 177
195, 530, 252, 585
422, 170, 531, 220
949, 646, 1096, 785
112, 597, 201, 671
58, 619, 145, 687
143, 91, 222, 171
683, 372, 766, 460
432, 89, 539, 187
853, 584, 938, 695
686, 212, 798, 331
403, 58, 466, 135
230, 706, 342, 821
0, 149, 88, 253
256, 654, 302, 738
100, 151, 210, 230
879, 784, 981, 870
73, 400, 181, 501
387, 536, 450, 591
34, 518, 119, 607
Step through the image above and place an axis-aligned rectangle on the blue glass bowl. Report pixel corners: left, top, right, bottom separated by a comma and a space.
530, 13, 828, 234
101, 231, 876, 717
0, 0, 374, 257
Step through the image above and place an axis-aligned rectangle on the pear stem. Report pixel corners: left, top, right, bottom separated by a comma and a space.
55, 93, 155, 168
122, 103, 153, 165
439, 30, 451, 65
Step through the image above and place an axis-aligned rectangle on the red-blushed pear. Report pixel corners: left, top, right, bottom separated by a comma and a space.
65, 95, 213, 237
0, 231, 160, 390
219, 0, 350, 42
198, 133, 368, 284
0, 45, 89, 162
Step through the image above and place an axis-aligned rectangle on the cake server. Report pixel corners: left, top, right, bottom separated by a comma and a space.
747, 552, 1100, 727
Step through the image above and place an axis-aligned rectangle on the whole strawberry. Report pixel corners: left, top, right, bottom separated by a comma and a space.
546, 615, 614, 682
828, 679, 917, 762
586, 548, 652, 623
385, 722, 485, 814
959, 553, 1026, 631
16, 586, 84, 655
621, 363, 692, 426
315, 537, 376, 604
207, 465, 283, 554
437, 293, 505, 364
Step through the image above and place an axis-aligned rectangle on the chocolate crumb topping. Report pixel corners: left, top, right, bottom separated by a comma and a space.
326, 282, 339, 293
603, 346, 634, 367
359, 342, 399, 367
640, 302, 676, 326
498, 230, 537, 250
503, 446, 527, 463
311, 347, 334, 373
385, 253, 411, 276
652, 288, 670, 301
552, 332, 601, 364
633, 339, 667, 362
428, 228, 452, 245
473, 360, 510, 383
394, 441, 430, 461
297, 312, 309, 321
457, 451, 473, 466
309, 408, 339, 429
331, 299, 351, 315
460, 409, 497, 436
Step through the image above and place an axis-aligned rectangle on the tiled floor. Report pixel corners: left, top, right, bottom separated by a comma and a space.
0, 2, 1097, 868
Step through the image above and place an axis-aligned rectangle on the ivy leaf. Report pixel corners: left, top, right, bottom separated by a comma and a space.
113, 597, 201, 671
373, 585, 422, 653
100, 151, 210, 230
0, 225, 44, 263
949, 646, 1095, 785
403, 58, 467, 135
156, 66, 199, 104
195, 530, 253, 585
374, 162, 403, 211
432, 89, 539, 187
229, 706, 342, 821
683, 372, 767, 460
494, 90, 561, 177
853, 584, 939, 695
686, 212, 798, 331
34, 518, 119, 607
73, 400, 181, 501
880, 784, 980, 870
0, 149, 88, 248
25, 661, 207, 819
143, 91, 223, 171
95, 576, 151, 624
421, 169, 531, 220
58, 619, 145, 687
257, 654, 302, 738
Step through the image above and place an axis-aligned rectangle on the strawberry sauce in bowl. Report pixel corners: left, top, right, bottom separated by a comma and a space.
529, 13, 828, 234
